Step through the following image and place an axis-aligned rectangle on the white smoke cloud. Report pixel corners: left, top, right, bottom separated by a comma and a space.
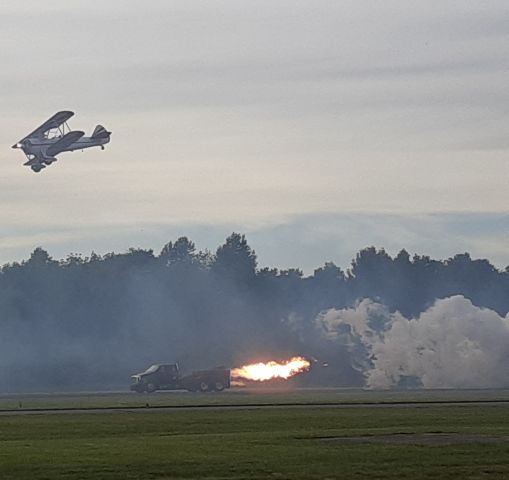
315, 296, 509, 389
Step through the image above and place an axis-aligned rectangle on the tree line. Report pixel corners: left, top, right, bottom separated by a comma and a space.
0, 233, 508, 390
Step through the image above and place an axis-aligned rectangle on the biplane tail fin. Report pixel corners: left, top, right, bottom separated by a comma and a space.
92, 125, 111, 139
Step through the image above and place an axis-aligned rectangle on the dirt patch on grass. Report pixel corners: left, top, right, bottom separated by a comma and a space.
317, 433, 509, 445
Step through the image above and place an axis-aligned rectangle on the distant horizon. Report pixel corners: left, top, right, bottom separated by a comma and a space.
5, 221, 508, 276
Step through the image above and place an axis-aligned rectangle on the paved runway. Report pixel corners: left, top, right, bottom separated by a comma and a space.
1, 399, 508, 416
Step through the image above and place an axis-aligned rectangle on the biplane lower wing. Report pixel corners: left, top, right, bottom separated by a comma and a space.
46, 130, 84, 156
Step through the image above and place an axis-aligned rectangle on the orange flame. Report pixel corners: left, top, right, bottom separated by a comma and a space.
231, 356, 311, 382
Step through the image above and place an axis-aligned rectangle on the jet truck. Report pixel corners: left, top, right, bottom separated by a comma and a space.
130, 363, 231, 393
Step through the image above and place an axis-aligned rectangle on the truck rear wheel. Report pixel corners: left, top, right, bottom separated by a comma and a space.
214, 381, 225, 392
199, 381, 210, 393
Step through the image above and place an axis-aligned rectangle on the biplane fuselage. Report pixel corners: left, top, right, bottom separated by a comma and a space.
12, 111, 111, 172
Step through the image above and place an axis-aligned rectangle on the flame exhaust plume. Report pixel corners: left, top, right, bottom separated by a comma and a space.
231, 356, 311, 382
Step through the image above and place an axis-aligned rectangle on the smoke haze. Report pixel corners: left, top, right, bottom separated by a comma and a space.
316, 296, 509, 389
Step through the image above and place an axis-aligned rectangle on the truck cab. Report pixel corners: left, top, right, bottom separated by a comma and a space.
130, 363, 179, 393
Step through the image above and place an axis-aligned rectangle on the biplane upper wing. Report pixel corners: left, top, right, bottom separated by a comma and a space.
12, 111, 74, 147
46, 130, 84, 156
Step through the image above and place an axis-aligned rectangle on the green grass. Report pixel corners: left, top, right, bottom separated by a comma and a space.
0, 404, 508, 479
1, 387, 509, 411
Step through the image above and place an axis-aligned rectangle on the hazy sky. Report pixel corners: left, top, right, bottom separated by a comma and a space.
1, 1, 508, 271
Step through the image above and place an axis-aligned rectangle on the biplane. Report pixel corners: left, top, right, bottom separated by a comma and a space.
12, 111, 111, 172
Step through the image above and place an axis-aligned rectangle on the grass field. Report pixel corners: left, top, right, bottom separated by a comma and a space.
0, 391, 508, 479
1, 387, 509, 411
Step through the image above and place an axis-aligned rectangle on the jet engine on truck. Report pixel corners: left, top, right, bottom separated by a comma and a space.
130, 363, 231, 393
